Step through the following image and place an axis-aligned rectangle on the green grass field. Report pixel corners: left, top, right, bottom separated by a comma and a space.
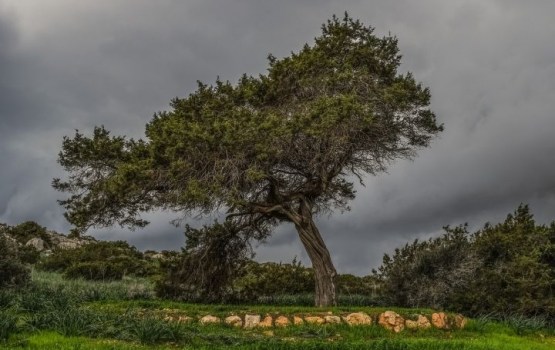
1, 271, 553, 349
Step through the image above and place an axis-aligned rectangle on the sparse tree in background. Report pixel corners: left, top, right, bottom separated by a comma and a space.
53, 14, 442, 306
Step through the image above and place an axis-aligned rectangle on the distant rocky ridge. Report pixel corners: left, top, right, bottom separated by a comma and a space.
0, 222, 95, 255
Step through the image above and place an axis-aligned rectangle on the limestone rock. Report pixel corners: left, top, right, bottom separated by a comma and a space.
26, 237, 47, 251
275, 316, 290, 327
454, 314, 467, 329
324, 315, 342, 324
200, 315, 220, 325
405, 314, 431, 330
177, 315, 193, 323
431, 312, 448, 329
379, 311, 405, 333
244, 314, 261, 328
225, 315, 243, 327
344, 312, 372, 326
417, 315, 431, 329
293, 316, 304, 325
259, 315, 273, 328
305, 316, 325, 325
405, 319, 418, 330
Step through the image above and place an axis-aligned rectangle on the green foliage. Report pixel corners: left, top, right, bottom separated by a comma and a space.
0, 234, 30, 289
156, 221, 255, 302
469, 206, 555, 317
375, 205, 555, 321
38, 240, 155, 281
0, 309, 18, 343
234, 259, 314, 300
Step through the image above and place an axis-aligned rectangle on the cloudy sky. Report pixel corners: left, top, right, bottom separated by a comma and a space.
1, 0, 554, 275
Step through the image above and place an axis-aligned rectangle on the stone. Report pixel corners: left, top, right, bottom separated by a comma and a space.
200, 315, 220, 325
244, 314, 261, 328
454, 314, 467, 329
324, 315, 342, 324
26, 237, 47, 251
416, 315, 431, 329
304, 316, 325, 325
405, 315, 431, 330
177, 315, 193, 323
344, 312, 372, 326
275, 316, 290, 327
225, 315, 243, 327
259, 315, 273, 328
293, 316, 304, 325
431, 312, 448, 329
378, 311, 405, 333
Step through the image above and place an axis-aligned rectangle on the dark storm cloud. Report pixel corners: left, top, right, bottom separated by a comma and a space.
1, 1, 555, 274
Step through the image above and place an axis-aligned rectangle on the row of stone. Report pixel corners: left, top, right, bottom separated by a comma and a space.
170, 311, 466, 333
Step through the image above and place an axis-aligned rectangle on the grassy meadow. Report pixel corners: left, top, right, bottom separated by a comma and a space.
0, 271, 553, 349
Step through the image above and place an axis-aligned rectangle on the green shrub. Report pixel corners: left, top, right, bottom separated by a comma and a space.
374, 205, 555, 321
64, 262, 125, 281
38, 240, 154, 280
0, 310, 18, 342
0, 234, 30, 289
234, 259, 314, 301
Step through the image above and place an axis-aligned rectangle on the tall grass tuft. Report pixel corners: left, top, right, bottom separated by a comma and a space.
0, 310, 18, 342
123, 315, 185, 344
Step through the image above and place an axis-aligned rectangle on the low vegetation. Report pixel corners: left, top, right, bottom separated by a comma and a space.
0, 271, 553, 349
0, 205, 553, 348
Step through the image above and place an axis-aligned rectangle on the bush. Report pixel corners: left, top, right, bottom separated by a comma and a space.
38, 240, 155, 280
64, 262, 125, 281
234, 259, 314, 301
0, 234, 30, 289
374, 205, 555, 321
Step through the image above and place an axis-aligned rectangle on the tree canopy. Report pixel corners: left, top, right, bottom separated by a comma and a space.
54, 14, 442, 306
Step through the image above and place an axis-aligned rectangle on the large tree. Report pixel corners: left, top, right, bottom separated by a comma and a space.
53, 14, 442, 306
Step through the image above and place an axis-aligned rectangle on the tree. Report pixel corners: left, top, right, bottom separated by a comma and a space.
53, 14, 442, 306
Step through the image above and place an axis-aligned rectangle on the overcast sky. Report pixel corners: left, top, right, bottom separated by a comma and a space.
1, 0, 554, 275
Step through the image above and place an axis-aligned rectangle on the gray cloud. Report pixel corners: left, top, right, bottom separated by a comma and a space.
1, 1, 555, 274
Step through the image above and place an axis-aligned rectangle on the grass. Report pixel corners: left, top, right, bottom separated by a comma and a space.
0, 271, 553, 349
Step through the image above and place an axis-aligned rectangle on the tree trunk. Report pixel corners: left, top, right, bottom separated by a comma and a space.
294, 203, 337, 307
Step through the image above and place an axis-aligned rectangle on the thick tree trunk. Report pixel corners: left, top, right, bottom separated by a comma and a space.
294, 203, 337, 307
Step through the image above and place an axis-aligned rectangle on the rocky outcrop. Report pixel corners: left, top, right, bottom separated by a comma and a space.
454, 314, 467, 329
344, 312, 372, 326
431, 312, 448, 329
259, 315, 273, 328
225, 315, 243, 327
275, 316, 290, 327
324, 315, 342, 324
200, 315, 220, 324
244, 314, 261, 328
378, 311, 405, 333
26, 237, 48, 251
293, 316, 304, 325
